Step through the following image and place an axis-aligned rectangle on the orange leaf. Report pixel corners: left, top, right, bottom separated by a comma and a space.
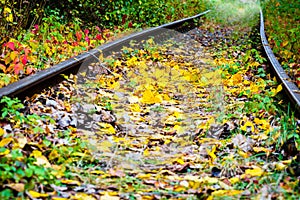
6, 42, 15, 50
14, 63, 23, 75
26, 67, 33, 75
0, 64, 6, 72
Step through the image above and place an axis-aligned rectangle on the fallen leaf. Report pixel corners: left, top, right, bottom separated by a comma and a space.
31, 150, 51, 167
211, 189, 243, 197
28, 190, 49, 198
241, 121, 254, 132
207, 145, 217, 162
17, 137, 27, 148
245, 167, 263, 177
100, 192, 120, 200
6, 183, 25, 192
61, 179, 81, 186
72, 193, 96, 200
0, 138, 13, 147
140, 89, 162, 104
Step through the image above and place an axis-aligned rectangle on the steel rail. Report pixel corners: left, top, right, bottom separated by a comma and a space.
0, 10, 210, 99
260, 9, 300, 112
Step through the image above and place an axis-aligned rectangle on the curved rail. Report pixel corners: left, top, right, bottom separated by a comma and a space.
260, 9, 300, 112
0, 10, 210, 99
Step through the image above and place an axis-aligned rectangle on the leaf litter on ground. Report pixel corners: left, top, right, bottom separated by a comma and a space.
0, 18, 299, 199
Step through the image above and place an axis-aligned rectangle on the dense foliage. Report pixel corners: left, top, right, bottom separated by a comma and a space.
263, 0, 300, 86
45, 0, 207, 28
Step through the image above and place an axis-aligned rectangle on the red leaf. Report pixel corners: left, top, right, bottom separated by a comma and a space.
128, 21, 133, 28
96, 34, 103, 40
14, 63, 23, 75
122, 14, 127, 25
76, 32, 82, 41
6, 42, 15, 50
85, 36, 90, 45
21, 55, 28, 65
34, 24, 39, 31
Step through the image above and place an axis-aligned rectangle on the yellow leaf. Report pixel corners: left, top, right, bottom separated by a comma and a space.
6, 183, 25, 192
0, 128, 4, 136
207, 145, 217, 162
6, 13, 13, 22
98, 140, 113, 152
275, 162, 287, 171
281, 41, 288, 47
61, 179, 81, 186
174, 185, 186, 192
211, 189, 243, 196
130, 103, 141, 112
137, 173, 152, 179
282, 159, 292, 164
53, 198, 68, 200
241, 121, 254, 132
98, 123, 116, 134
90, 170, 105, 175
4, 7, 11, 13
72, 193, 96, 200
253, 147, 271, 155
175, 158, 185, 165
49, 149, 59, 161
231, 73, 243, 85
0, 138, 13, 147
100, 192, 120, 200
276, 84, 282, 93
0, 148, 10, 156
140, 89, 162, 104
201, 176, 219, 184
9, 51, 18, 61
245, 167, 263, 177
229, 177, 240, 184
173, 125, 185, 134
143, 149, 150, 156
238, 150, 249, 158
71, 152, 87, 157
4, 7, 13, 22
28, 190, 49, 198
31, 150, 51, 168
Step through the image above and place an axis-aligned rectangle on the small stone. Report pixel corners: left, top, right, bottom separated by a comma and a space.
46, 99, 58, 108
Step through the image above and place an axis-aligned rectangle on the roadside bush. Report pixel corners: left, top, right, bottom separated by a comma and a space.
263, 0, 300, 86
45, 0, 208, 28
0, 0, 46, 45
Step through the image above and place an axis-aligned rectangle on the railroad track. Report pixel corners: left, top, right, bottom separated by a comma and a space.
0, 10, 298, 112
260, 9, 300, 112
1, 10, 299, 199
